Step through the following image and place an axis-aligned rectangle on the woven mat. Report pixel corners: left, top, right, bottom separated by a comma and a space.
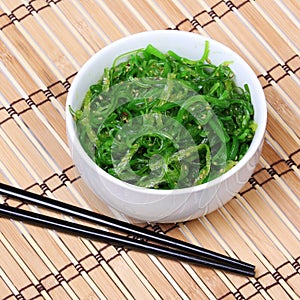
0, 0, 299, 299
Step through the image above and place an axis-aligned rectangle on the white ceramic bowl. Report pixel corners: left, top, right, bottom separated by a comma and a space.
66, 30, 267, 223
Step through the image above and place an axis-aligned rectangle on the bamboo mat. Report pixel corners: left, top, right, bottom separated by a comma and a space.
0, 0, 299, 299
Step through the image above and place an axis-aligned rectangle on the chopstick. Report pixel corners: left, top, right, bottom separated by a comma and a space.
0, 182, 255, 276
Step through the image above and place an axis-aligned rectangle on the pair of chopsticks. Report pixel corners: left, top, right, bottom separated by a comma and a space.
0, 182, 255, 276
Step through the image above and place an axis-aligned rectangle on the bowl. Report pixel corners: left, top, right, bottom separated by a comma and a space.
66, 30, 267, 223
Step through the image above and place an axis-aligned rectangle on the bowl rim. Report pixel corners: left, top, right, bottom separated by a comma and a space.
66, 30, 267, 196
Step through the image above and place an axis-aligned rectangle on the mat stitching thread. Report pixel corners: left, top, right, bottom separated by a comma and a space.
171, 0, 251, 32
76, 253, 107, 276
228, 279, 263, 300
255, 260, 300, 285
0, 107, 12, 125
173, 12, 213, 31
1, 250, 139, 299
288, 149, 300, 167
219, 262, 300, 300
239, 151, 300, 195
0, 1, 61, 30
14, 280, 46, 300
37, 272, 67, 294
211, 1, 234, 18
0, 12, 13, 31
1, 269, 69, 299
2, 293, 25, 300
58, 261, 88, 284
97, 246, 128, 265
285, 55, 300, 74
276, 256, 300, 277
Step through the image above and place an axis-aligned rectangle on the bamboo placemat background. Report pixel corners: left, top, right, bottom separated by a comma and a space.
0, 0, 299, 299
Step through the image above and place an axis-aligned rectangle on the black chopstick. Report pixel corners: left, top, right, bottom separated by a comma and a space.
0, 203, 254, 276
0, 182, 255, 276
